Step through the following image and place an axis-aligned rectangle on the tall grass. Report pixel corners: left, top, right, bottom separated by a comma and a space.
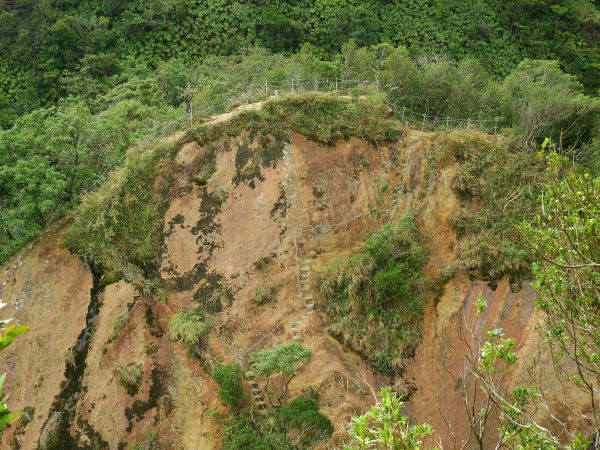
320, 214, 426, 374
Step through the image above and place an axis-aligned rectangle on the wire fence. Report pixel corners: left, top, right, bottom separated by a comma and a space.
11, 76, 515, 256
186, 77, 507, 136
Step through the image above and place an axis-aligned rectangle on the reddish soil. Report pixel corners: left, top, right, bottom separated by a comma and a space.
0, 103, 590, 449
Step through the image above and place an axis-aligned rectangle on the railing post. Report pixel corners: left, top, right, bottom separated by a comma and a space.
401, 107, 405, 122
291, 78, 294, 93
421, 113, 426, 131
467, 119, 471, 130
494, 117, 498, 134
314, 77, 318, 91
335, 78, 338, 93
265, 79, 268, 99
446, 116, 449, 131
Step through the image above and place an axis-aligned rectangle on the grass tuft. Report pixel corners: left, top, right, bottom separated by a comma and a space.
119, 363, 143, 396
168, 308, 213, 351
252, 283, 279, 306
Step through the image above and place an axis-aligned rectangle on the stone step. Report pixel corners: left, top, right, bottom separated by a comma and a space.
306, 303, 314, 310
304, 295, 313, 301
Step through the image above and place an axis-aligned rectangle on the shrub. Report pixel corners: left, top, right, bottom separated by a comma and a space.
437, 130, 542, 287
320, 214, 426, 373
168, 309, 212, 351
193, 286, 224, 314
222, 416, 294, 450
373, 353, 394, 374
212, 364, 245, 411
253, 255, 273, 271
119, 363, 143, 396
252, 283, 279, 306
344, 387, 433, 449
276, 396, 333, 446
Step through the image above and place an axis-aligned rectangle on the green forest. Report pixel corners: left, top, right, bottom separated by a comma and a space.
1, 0, 599, 121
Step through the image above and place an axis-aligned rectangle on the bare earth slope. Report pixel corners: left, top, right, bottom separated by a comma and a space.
0, 99, 586, 449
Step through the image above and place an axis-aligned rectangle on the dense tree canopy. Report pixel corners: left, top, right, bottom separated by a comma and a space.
0, 0, 598, 123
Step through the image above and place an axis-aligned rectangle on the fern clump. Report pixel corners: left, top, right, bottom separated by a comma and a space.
168, 309, 213, 351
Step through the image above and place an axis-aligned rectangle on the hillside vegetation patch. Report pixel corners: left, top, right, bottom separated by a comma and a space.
189, 95, 402, 147
168, 308, 213, 353
320, 214, 426, 374
65, 140, 179, 293
433, 130, 544, 289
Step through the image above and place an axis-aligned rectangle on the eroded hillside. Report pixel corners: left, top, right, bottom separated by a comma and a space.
0, 96, 589, 449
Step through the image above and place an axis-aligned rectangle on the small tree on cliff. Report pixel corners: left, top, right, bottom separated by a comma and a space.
250, 342, 312, 407
440, 151, 599, 449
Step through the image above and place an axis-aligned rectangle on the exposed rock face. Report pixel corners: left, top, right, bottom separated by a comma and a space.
0, 229, 92, 450
0, 107, 586, 449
